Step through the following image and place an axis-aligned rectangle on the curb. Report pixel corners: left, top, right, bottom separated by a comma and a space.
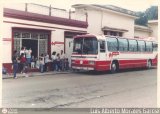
2, 71, 70, 79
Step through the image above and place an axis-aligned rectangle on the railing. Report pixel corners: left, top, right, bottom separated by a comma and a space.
3, 3, 87, 22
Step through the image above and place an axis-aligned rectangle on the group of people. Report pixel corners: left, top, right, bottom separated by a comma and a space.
38, 50, 69, 73
11, 47, 69, 78
12, 47, 32, 78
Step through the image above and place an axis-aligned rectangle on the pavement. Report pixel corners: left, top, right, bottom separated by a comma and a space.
2, 68, 157, 108
2, 71, 70, 79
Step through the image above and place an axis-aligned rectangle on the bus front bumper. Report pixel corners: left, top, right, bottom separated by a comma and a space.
72, 66, 94, 71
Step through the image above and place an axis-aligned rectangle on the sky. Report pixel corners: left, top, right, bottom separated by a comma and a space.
2, 0, 159, 12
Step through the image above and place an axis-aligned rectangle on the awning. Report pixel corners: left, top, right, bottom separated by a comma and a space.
102, 26, 128, 32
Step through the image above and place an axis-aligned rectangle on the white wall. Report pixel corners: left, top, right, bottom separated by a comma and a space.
149, 24, 158, 40
75, 8, 135, 38
101, 10, 134, 38
2, 23, 12, 63
87, 10, 104, 34
134, 30, 150, 38
51, 30, 64, 54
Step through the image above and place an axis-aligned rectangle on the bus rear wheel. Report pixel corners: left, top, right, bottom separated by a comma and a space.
111, 62, 118, 73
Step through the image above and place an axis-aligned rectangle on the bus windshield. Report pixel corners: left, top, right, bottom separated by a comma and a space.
73, 37, 98, 54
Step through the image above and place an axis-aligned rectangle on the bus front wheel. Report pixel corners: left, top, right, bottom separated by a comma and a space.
111, 62, 118, 73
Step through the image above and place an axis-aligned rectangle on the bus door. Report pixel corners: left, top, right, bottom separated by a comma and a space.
99, 40, 106, 60
65, 38, 73, 67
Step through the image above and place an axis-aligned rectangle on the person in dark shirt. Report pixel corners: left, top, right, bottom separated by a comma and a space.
12, 50, 19, 79
20, 53, 27, 74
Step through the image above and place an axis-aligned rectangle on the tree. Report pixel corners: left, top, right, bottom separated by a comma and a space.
135, 6, 158, 26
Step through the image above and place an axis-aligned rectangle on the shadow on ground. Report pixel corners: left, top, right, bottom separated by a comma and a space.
72, 67, 156, 76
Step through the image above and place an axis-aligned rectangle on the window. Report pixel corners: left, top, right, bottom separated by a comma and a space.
107, 38, 118, 51
31, 33, 38, 39
104, 31, 123, 37
73, 37, 98, 54
118, 38, 128, 51
14, 32, 21, 38
146, 41, 153, 52
22, 32, 30, 38
153, 42, 158, 51
100, 40, 105, 52
128, 40, 138, 52
138, 40, 145, 52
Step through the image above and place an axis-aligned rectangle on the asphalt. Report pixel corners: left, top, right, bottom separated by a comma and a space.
2, 68, 157, 108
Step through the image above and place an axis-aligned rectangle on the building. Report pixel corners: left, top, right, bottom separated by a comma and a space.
72, 4, 138, 38
148, 20, 158, 41
134, 20, 158, 41
3, 3, 88, 72
134, 25, 152, 38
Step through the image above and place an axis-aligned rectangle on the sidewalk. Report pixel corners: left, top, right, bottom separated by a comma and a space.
2, 71, 70, 79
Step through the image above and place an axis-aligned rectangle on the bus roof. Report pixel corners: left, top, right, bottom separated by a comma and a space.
74, 34, 157, 42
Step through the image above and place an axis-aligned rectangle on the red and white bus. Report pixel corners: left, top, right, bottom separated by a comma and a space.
71, 34, 157, 73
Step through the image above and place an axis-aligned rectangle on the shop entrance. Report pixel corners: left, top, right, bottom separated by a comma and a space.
22, 39, 38, 58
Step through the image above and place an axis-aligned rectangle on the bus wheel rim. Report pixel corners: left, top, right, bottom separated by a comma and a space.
148, 61, 151, 68
112, 63, 116, 71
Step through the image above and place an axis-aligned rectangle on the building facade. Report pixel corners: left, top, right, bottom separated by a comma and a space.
3, 3, 88, 72
72, 4, 138, 38
134, 20, 158, 41
148, 20, 158, 41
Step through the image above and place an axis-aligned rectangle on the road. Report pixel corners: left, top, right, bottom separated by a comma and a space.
2, 68, 157, 108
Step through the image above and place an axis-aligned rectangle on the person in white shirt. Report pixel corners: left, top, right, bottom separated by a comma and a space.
44, 53, 49, 72
26, 48, 32, 66
39, 54, 45, 73
51, 51, 57, 71
20, 47, 26, 57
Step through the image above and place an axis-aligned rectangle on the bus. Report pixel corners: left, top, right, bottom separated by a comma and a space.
71, 34, 157, 73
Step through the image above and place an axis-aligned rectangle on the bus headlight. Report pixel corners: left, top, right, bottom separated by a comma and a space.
88, 61, 95, 65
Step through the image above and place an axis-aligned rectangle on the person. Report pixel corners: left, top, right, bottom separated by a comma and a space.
51, 51, 57, 71
20, 53, 27, 74
26, 48, 32, 67
12, 50, 19, 79
2, 66, 7, 75
56, 53, 61, 71
35, 57, 39, 69
31, 56, 35, 68
20, 47, 26, 57
83, 43, 89, 54
65, 58, 69, 71
44, 53, 49, 72
60, 50, 65, 71
39, 54, 45, 73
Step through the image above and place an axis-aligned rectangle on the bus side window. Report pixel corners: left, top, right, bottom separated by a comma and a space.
153, 42, 158, 51
100, 40, 106, 52
146, 41, 153, 52
118, 38, 128, 51
107, 38, 118, 51
138, 40, 145, 52
128, 39, 138, 52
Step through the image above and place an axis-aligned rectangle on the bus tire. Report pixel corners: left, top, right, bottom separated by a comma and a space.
147, 60, 152, 69
111, 61, 118, 73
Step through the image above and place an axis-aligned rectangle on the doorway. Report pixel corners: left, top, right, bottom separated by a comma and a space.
22, 39, 38, 58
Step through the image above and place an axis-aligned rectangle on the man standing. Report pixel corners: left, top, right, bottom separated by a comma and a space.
60, 50, 65, 71
26, 48, 32, 67
44, 53, 49, 72
12, 50, 19, 79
